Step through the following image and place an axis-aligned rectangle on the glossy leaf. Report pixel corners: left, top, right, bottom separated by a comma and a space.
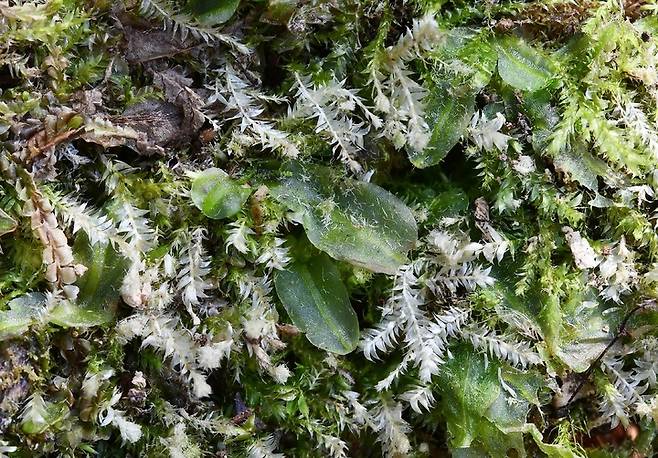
0, 293, 45, 340
555, 297, 613, 373
188, 0, 240, 25
274, 253, 359, 354
497, 37, 554, 92
191, 168, 251, 220
44, 235, 131, 329
437, 346, 539, 457
47, 300, 115, 328
438, 347, 502, 449
74, 235, 129, 313
440, 29, 498, 91
409, 83, 475, 168
554, 147, 601, 192
271, 163, 418, 274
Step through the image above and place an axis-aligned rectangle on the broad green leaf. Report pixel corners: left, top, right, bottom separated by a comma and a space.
0, 237, 127, 336
440, 29, 498, 90
188, 0, 240, 25
74, 235, 129, 313
553, 147, 600, 192
47, 300, 115, 328
0, 208, 17, 236
523, 89, 559, 152
271, 163, 417, 274
490, 263, 549, 339
274, 252, 359, 354
438, 347, 502, 449
47, 235, 130, 329
191, 168, 251, 220
497, 37, 554, 92
0, 293, 45, 340
492, 262, 614, 370
523, 92, 620, 190
437, 345, 542, 457
409, 83, 475, 168
553, 141, 622, 192
556, 298, 613, 373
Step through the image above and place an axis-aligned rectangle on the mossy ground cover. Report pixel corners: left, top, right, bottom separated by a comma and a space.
2, 0, 658, 456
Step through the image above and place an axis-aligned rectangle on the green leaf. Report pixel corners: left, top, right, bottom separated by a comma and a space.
47, 300, 115, 328
553, 147, 600, 192
522, 89, 560, 151
74, 235, 129, 312
493, 261, 613, 370
556, 297, 613, 373
409, 83, 475, 168
191, 168, 251, 220
437, 346, 533, 457
297, 394, 310, 417
21, 395, 68, 435
274, 252, 359, 354
438, 347, 501, 449
0, 293, 45, 340
496, 37, 554, 92
439, 29, 498, 91
426, 188, 470, 226
507, 424, 581, 458
0, 237, 127, 336
272, 163, 417, 274
0, 208, 17, 237
188, 0, 240, 25
261, 0, 296, 24
47, 235, 130, 329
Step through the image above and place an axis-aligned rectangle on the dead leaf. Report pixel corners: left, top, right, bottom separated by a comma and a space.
152, 68, 206, 132
123, 26, 194, 63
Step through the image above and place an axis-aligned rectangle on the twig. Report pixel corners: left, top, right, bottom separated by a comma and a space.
564, 301, 651, 407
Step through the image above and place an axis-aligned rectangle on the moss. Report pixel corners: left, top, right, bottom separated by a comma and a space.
1, 0, 658, 456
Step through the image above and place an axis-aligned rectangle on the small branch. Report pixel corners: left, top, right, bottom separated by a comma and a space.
564, 301, 652, 408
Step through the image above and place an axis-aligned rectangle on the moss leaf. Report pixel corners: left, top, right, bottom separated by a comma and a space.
74, 235, 129, 312
0, 208, 17, 237
48, 235, 130, 328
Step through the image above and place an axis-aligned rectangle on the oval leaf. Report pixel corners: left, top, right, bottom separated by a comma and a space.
272, 163, 417, 274
188, 0, 240, 25
45, 234, 131, 329
496, 37, 554, 92
274, 253, 359, 354
409, 83, 475, 168
191, 168, 251, 219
